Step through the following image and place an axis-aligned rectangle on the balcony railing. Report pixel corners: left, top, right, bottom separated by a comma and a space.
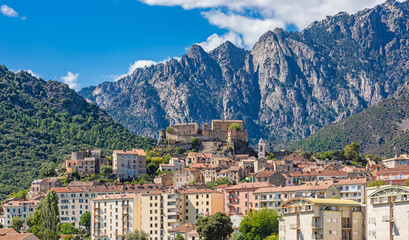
312, 234, 323, 239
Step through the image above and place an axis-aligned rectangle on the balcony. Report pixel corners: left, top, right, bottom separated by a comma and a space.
121, 203, 129, 208
312, 222, 322, 228
289, 224, 298, 230
312, 234, 323, 239
382, 215, 393, 222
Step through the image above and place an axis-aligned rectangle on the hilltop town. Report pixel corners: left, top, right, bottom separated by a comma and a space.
1, 119, 409, 240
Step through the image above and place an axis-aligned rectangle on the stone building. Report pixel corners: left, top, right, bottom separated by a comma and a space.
113, 149, 147, 180
66, 149, 108, 176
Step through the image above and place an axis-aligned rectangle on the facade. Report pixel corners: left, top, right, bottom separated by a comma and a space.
29, 178, 62, 198
173, 168, 203, 188
333, 178, 369, 203
377, 166, 409, 185
153, 173, 173, 186
91, 194, 136, 240
252, 170, 286, 186
180, 189, 224, 223
66, 149, 108, 175
113, 149, 147, 180
186, 153, 211, 165
366, 185, 409, 240
279, 198, 363, 240
159, 158, 185, 172
225, 182, 272, 215
382, 154, 409, 168
2, 197, 41, 229
173, 123, 199, 135
168, 223, 199, 240
52, 183, 163, 228
253, 181, 340, 210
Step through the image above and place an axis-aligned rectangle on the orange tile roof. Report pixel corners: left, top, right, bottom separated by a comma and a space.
255, 170, 280, 178
333, 178, 368, 185
378, 165, 409, 174
226, 182, 272, 190
180, 189, 220, 194
113, 149, 146, 156
169, 223, 197, 233
93, 193, 136, 201
254, 181, 334, 193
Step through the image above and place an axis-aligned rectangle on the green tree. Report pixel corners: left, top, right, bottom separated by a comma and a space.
147, 163, 158, 177
63, 235, 73, 240
125, 229, 149, 240
191, 137, 199, 147
11, 216, 24, 232
101, 165, 113, 179
8, 189, 29, 200
29, 190, 60, 240
25, 214, 36, 229
230, 233, 245, 240
196, 212, 233, 240
80, 211, 91, 230
175, 234, 185, 240
166, 127, 174, 134
175, 147, 183, 154
368, 179, 387, 187
344, 142, 361, 161
228, 123, 241, 130
39, 162, 57, 178
265, 153, 276, 160
264, 235, 279, 240
239, 209, 279, 240
0, 223, 3, 228
59, 223, 78, 234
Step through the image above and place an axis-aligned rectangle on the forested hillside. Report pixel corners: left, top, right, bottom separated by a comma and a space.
0, 65, 155, 199
290, 82, 409, 157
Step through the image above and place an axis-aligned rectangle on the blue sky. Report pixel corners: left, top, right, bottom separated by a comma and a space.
0, 0, 388, 89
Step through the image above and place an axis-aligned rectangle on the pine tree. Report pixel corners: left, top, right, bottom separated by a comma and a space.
30, 190, 60, 240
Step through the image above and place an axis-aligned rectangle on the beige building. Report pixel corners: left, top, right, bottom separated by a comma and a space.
253, 181, 340, 210
153, 173, 173, 186
333, 178, 369, 203
113, 149, 147, 180
279, 198, 363, 240
366, 185, 409, 240
382, 154, 409, 168
173, 167, 203, 188
180, 189, 224, 223
52, 183, 163, 228
66, 149, 108, 176
2, 197, 42, 229
29, 178, 62, 198
168, 223, 199, 240
159, 158, 185, 172
91, 194, 135, 240
252, 170, 287, 186
173, 123, 199, 135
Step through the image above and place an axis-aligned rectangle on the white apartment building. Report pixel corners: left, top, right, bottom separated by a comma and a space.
366, 185, 409, 240
159, 158, 185, 172
2, 197, 41, 229
279, 198, 363, 240
91, 194, 135, 240
52, 183, 163, 228
113, 149, 147, 180
334, 178, 368, 203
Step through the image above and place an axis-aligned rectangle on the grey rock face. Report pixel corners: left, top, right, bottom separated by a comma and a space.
79, 0, 409, 148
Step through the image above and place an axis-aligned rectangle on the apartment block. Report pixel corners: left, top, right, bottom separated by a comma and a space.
366, 185, 409, 240
135, 189, 182, 240
333, 178, 369, 203
67, 149, 108, 176
91, 194, 136, 240
225, 182, 272, 215
2, 197, 42, 229
382, 154, 409, 168
29, 178, 62, 198
51, 183, 163, 228
279, 198, 363, 240
180, 189, 224, 223
253, 181, 340, 211
113, 149, 147, 180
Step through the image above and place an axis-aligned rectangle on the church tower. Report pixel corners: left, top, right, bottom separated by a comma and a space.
258, 138, 266, 160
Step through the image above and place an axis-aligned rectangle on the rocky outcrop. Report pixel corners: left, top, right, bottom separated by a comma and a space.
80, 0, 409, 149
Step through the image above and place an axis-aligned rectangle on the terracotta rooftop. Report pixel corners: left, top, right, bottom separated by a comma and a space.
226, 182, 272, 190
255, 170, 280, 178
333, 178, 368, 185
378, 165, 409, 174
254, 181, 334, 193
169, 223, 197, 233
50, 183, 162, 193
281, 153, 309, 163
113, 149, 146, 156
92, 193, 136, 201
180, 189, 220, 194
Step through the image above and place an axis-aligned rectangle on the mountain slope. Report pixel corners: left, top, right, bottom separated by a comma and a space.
289, 82, 409, 156
80, 0, 409, 148
0, 65, 155, 199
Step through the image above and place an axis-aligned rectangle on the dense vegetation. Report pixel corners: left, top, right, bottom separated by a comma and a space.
0, 66, 155, 199
290, 83, 409, 157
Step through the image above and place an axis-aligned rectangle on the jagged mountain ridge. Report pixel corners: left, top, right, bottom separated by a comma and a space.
80, 0, 409, 148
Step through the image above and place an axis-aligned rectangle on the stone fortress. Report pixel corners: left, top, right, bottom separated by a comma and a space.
159, 119, 248, 144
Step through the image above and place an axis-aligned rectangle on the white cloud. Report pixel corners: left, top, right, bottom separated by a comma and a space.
61, 71, 80, 90
112, 57, 181, 81
26, 69, 39, 78
198, 32, 244, 52
1, 5, 18, 17
21, 16, 26, 20
139, 0, 398, 50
